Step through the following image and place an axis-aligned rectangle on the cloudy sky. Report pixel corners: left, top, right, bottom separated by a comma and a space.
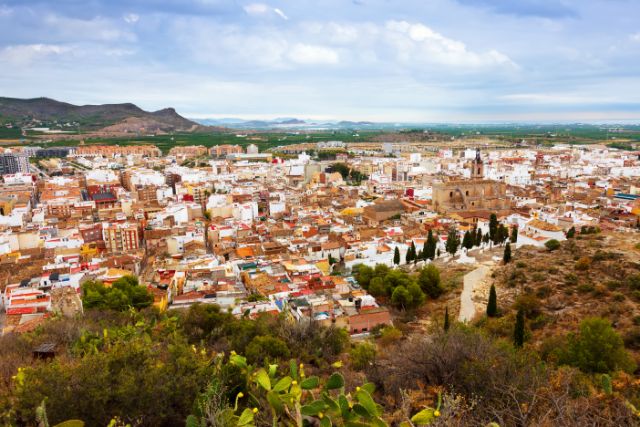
1, 0, 639, 122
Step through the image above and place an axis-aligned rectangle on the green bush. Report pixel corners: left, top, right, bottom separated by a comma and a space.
12, 319, 212, 426
377, 326, 403, 347
564, 273, 579, 286
605, 280, 623, 291
531, 272, 547, 282
535, 285, 552, 299
245, 336, 290, 364
612, 292, 625, 302
558, 318, 636, 374
350, 342, 377, 370
544, 239, 561, 251
576, 283, 595, 294
627, 273, 640, 290
514, 294, 542, 318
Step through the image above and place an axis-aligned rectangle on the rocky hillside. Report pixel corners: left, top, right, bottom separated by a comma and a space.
483, 232, 640, 358
0, 97, 199, 132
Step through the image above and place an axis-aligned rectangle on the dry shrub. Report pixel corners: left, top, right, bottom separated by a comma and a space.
368, 327, 637, 427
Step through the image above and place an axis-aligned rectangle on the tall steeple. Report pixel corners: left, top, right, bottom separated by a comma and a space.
471, 148, 484, 179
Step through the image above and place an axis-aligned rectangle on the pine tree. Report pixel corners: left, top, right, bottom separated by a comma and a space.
487, 284, 498, 317
510, 226, 518, 243
418, 264, 443, 298
391, 286, 412, 310
503, 242, 512, 264
514, 307, 525, 348
445, 227, 460, 256
393, 246, 400, 265
462, 230, 473, 250
489, 213, 498, 241
444, 306, 450, 331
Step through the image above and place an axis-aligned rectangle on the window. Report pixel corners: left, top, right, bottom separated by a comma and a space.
449, 191, 453, 198
465, 190, 469, 196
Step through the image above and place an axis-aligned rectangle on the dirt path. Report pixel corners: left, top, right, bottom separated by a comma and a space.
458, 263, 493, 323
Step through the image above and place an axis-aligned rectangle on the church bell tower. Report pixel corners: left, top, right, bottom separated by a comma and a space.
471, 148, 484, 179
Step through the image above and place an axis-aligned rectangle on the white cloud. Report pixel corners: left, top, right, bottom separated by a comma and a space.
243, 3, 269, 15
325, 23, 361, 44
273, 8, 288, 20
0, 44, 72, 65
123, 13, 139, 24
172, 17, 515, 74
288, 44, 339, 65
384, 20, 517, 68
244, 3, 288, 20
630, 32, 640, 43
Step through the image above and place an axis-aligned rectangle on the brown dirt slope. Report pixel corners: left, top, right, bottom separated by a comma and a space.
483, 232, 640, 357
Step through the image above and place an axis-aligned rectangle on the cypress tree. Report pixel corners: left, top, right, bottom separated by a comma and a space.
510, 226, 518, 243
514, 307, 525, 348
425, 230, 437, 260
487, 284, 498, 317
503, 242, 512, 264
411, 241, 417, 264
489, 213, 498, 241
422, 237, 429, 260
444, 306, 450, 331
566, 226, 576, 239
474, 227, 482, 247
405, 243, 415, 264
494, 224, 508, 245
393, 246, 400, 265
462, 230, 473, 250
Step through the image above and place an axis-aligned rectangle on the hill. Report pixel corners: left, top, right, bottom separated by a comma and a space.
478, 232, 640, 358
0, 97, 200, 132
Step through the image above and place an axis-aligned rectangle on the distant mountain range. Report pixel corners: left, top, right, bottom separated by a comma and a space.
0, 97, 202, 133
2, 98, 637, 137
195, 117, 383, 130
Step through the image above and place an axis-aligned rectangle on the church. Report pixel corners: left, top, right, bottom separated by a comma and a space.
432, 149, 510, 214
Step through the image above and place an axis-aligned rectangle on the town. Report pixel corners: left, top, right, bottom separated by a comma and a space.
1, 139, 638, 336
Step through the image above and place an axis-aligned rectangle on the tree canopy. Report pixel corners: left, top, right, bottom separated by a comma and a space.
81, 275, 153, 311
